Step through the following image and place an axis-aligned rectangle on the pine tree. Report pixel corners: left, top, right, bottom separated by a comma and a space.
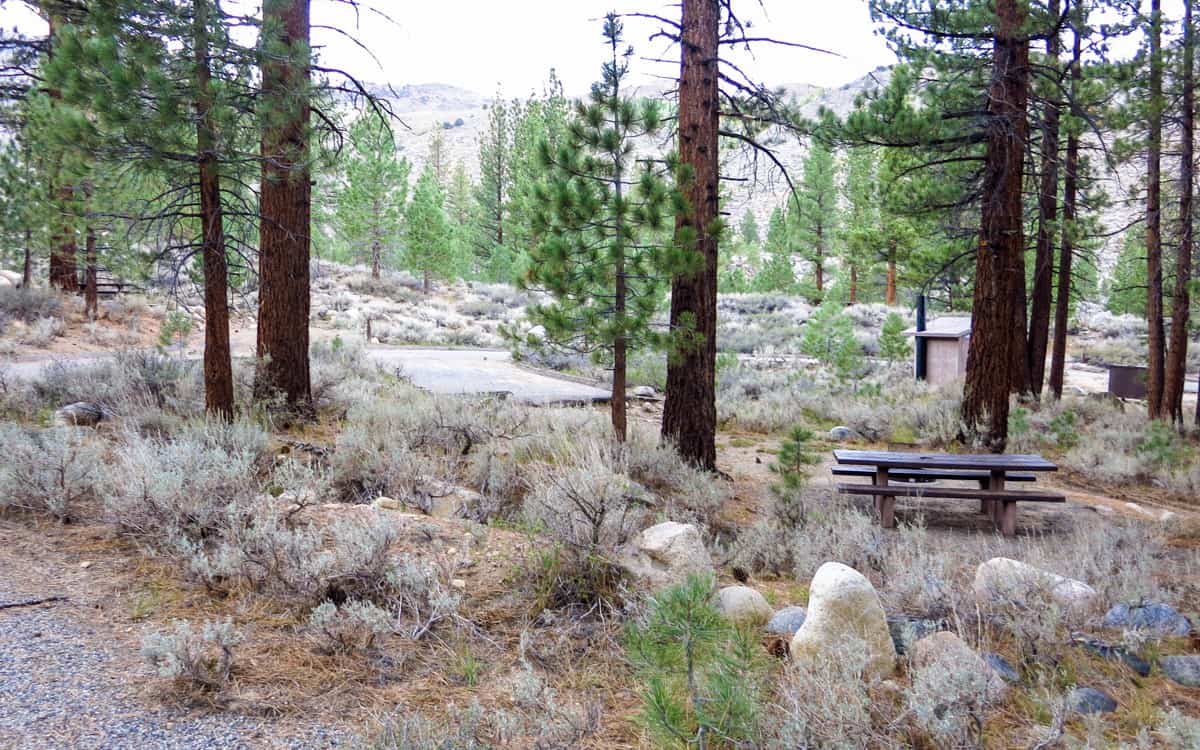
404, 164, 451, 293
257, 0, 313, 409
444, 159, 477, 279
662, 0, 721, 471
474, 93, 514, 281
335, 111, 409, 279
520, 14, 689, 442
792, 140, 838, 303
1165, 0, 1194, 424
841, 146, 880, 304
752, 206, 794, 292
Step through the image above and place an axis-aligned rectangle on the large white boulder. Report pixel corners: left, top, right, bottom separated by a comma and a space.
0, 269, 20, 286
973, 557, 1098, 617
617, 521, 714, 590
790, 562, 896, 679
715, 585, 773, 625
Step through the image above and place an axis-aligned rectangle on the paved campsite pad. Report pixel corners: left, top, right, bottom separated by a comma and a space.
2, 348, 611, 406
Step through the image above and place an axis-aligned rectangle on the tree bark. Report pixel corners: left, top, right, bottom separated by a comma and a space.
371, 239, 381, 279
44, 13, 79, 294
886, 238, 897, 306
962, 0, 1030, 450
195, 0, 235, 420
1049, 5, 1082, 400
662, 0, 719, 471
84, 225, 97, 320
1166, 0, 1194, 424
849, 263, 858, 304
255, 0, 312, 409
1028, 0, 1062, 397
1146, 0, 1166, 419
22, 229, 33, 287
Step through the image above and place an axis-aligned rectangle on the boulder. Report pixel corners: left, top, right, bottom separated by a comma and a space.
53, 402, 106, 428
984, 653, 1021, 685
886, 615, 946, 655
790, 562, 896, 679
631, 385, 658, 399
715, 585, 773, 625
910, 631, 1006, 701
973, 557, 1097, 616
766, 606, 807, 636
1066, 687, 1117, 715
371, 496, 401, 511
829, 426, 859, 442
617, 521, 714, 591
1102, 602, 1192, 637
0, 269, 21, 285
1161, 655, 1200, 688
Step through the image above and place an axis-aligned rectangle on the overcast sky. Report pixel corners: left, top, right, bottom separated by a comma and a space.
3, 1, 897, 95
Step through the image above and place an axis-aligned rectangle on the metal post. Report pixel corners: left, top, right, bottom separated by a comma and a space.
915, 294, 927, 380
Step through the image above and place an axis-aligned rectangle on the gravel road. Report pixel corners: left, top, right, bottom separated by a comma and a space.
0, 593, 347, 750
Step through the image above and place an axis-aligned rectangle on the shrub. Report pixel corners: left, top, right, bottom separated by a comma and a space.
0, 285, 63, 322
624, 574, 767, 748
305, 600, 393, 654
141, 618, 242, 695
22, 315, 65, 347
157, 310, 194, 348
0, 425, 105, 521
801, 303, 862, 381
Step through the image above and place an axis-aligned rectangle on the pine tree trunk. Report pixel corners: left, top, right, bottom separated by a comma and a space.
849, 263, 858, 304
1166, 0, 1194, 424
1146, 0, 1166, 419
84, 226, 97, 320
662, 0, 719, 471
1028, 0, 1062, 398
22, 229, 32, 287
49, 187, 79, 292
815, 229, 825, 301
962, 0, 1030, 450
195, 0, 234, 419
423, 269, 431, 294
371, 239, 381, 279
1049, 8, 1082, 400
886, 239, 897, 306
256, 0, 312, 409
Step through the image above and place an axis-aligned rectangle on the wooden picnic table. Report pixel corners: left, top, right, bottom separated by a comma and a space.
832, 449, 1063, 538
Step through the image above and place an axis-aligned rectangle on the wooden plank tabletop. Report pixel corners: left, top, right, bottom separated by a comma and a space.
832, 449, 1058, 472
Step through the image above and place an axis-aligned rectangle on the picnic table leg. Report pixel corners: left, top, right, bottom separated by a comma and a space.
1000, 500, 1018, 537
977, 478, 991, 514
875, 467, 895, 529
987, 470, 1005, 527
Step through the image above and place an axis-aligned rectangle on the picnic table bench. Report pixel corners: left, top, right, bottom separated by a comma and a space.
832, 449, 1064, 537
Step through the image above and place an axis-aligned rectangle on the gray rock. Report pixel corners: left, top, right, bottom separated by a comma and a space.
631, 385, 658, 399
766, 606, 807, 636
715, 586, 773, 625
790, 562, 896, 679
984, 653, 1021, 684
1161, 655, 1200, 688
1102, 602, 1192, 637
887, 615, 946, 655
829, 426, 859, 442
616, 521, 715, 591
1073, 636, 1151, 677
973, 557, 1098, 617
910, 632, 1007, 702
53, 402, 106, 428
1067, 687, 1117, 715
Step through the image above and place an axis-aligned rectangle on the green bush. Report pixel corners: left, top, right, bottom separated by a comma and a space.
878, 312, 912, 361
801, 302, 861, 381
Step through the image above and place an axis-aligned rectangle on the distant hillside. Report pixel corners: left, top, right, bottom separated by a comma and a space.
352, 65, 1132, 277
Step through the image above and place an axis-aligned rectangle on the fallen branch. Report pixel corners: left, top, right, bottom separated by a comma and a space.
0, 595, 68, 611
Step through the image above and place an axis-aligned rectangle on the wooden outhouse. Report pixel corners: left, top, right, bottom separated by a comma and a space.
904, 317, 971, 386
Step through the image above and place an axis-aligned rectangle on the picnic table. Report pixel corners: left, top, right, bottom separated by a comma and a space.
832, 449, 1064, 538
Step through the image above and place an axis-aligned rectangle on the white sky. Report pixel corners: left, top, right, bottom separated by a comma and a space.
2, 1, 1188, 97
2, 1, 897, 95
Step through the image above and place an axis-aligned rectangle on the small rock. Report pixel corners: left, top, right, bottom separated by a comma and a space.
616, 521, 714, 591
715, 586, 773, 625
631, 385, 658, 399
371, 496, 401, 511
53, 402, 105, 428
1102, 602, 1192, 637
1066, 687, 1117, 715
79, 561, 93, 570
1072, 636, 1151, 677
790, 562, 896, 679
886, 615, 946, 655
828, 426, 859, 442
766, 606, 807, 636
973, 557, 1097, 616
984, 653, 1021, 684
450, 578, 466, 590
910, 632, 1006, 701
1161, 655, 1200, 688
